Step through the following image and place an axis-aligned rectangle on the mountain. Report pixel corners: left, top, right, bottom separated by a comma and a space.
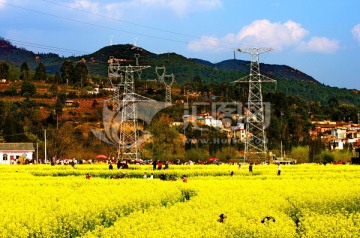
1, 38, 360, 107
191, 58, 320, 84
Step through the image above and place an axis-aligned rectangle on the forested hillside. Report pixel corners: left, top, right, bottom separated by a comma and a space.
1, 37, 359, 107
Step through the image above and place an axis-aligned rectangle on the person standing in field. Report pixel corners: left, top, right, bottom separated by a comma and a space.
277, 164, 281, 176
143, 172, 148, 179
182, 175, 188, 183
249, 163, 253, 173
152, 160, 157, 170
157, 161, 163, 170
218, 214, 227, 223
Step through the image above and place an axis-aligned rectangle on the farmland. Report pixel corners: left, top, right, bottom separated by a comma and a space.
1, 163, 360, 237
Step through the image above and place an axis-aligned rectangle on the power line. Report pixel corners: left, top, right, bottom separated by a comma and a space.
0, 1, 252, 52
1, 129, 52, 138
8, 39, 91, 55
40, 0, 198, 40
40, 0, 248, 49
0, 2, 189, 45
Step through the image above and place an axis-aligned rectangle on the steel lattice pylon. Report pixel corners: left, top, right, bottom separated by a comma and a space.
107, 56, 153, 160
233, 48, 276, 163
163, 74, 175, 106
155, 66, 175, 106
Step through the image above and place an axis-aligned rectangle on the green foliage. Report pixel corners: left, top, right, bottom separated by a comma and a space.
0, 61, 9, 79
74, 61, 89, 88
20, 62, 30, 80
33, 62, 47, 81
321, 151, 335, 164
289, 146, 310, 164
309, 137, 324, 163
20, 80, 36, 96
331, 150, 356, 162
215, 146, 238, 162
185, 148, 209, 162
142, 115, 183, 161
60, 60, 74, 84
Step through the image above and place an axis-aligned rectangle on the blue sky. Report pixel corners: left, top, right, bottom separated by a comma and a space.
0, 0, 360, 90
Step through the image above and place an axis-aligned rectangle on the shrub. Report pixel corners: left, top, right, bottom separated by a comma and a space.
289, 146, 309, 163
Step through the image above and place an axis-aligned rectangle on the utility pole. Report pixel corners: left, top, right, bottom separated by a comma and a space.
233, 48, 276, 163
44, 129, 47, 164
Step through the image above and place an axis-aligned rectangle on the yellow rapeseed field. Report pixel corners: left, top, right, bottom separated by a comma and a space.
1, 163, 360, 237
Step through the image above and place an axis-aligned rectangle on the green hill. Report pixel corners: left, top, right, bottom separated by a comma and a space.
1, 37, 360, 107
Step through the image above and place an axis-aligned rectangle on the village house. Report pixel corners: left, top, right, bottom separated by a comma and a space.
0, 143, 35, 164
311, 121, 360, 150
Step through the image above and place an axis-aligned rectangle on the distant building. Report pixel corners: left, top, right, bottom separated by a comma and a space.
331, 128, 347, 139
65, 100, 75, 107
204, 116, 223, 128
0, 143, 35, 164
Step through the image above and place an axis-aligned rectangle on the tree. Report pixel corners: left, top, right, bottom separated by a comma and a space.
309, 137, 324, 163
60, 60, 74, 85
3, 110, 24, 142
289, 146, 309, 163
143, 115, 182, 161
0, 61, 9, 79
47, 122, 76, 159
74, 62, 88, 88
338, 104, 359, 122
54, 72, 62, 84
20, 81, 36, 96
55, 92, 67, 116
185, 148, 208, 162
49, 83, 58, 97
328, 97, 339, 108
215, 147, 238, 162
20, 62, 30, 80
33, 62, 47, 81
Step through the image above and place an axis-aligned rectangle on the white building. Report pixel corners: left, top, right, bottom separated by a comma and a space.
204, 116, 223, 128
331, 128, 347, 139
0, 143, 35, 164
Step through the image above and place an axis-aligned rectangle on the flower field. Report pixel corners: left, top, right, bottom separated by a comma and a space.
1, 164, 360, 237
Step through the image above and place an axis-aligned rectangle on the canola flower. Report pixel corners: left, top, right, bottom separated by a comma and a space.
1, 163, 360, 237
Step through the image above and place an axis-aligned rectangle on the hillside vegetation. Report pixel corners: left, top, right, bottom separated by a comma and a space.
0, 37, 359, 162
1, 37, 359, 106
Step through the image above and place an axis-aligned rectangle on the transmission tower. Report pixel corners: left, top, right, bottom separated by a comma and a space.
233, 48, 276, 163
163, 74, 175, 105
107, 55, 154, 160
155, 66, 175, 105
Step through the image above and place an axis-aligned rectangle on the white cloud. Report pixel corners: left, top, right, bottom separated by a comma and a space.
352, 24, 360, 43
69, 0, 222, 18
236, 20, 308, 49
188, 36, 224, 52
188, 19, 340, 54
0, 0, 7, 9
188, 19, 308, 52
68, 0, 100, 14
297, 37, 339, 53
136, 0, 222, 17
